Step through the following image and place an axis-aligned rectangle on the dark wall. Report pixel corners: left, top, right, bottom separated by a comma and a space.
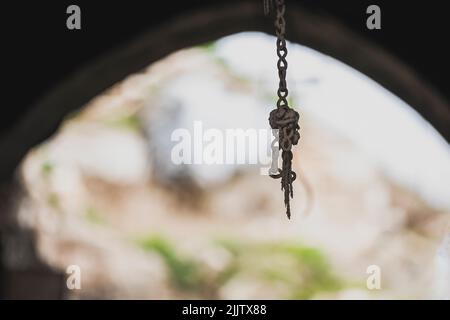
1, 0, 448, 136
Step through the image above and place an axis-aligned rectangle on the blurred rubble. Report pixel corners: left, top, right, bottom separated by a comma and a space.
15, 35, 450, 299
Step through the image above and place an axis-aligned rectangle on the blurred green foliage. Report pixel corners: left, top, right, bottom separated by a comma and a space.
85, 207, 106, 226
200, 40, 230, 70
139, 235, 204, 292
138, 234, 343, 299
279, 243, 343, 299
105, 114, 141, 132
47, 192, 60, 209
217, 239, 343, 299
41, 160, 54, 177
200, 41, 217, 54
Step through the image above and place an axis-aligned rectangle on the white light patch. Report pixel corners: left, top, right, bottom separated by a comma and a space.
215, 32, 450, 209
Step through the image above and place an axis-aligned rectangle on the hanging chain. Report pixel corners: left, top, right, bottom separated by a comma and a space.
263, 0, 272, 16
274, 0, 288, 108
267, 0, 301, 219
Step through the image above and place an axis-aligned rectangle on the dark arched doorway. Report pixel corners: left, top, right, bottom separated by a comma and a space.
0, 1, 449, 299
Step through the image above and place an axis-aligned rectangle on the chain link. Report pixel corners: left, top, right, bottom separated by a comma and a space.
275, 0, 288, 108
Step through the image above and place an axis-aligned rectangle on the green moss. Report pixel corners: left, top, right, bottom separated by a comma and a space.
137, 235, 344, 299
41, 161, 54, 177
262, 267, 292, 283
85, 207, 106, 226
200, 41, 217, 53
214, 238, 241, 257
287, 96, 296, 108
274, 243, 343, 299
217, 240, 344, 299
105, 114, 141, 132
47, 192, 60, 209
138, 235, 203, 291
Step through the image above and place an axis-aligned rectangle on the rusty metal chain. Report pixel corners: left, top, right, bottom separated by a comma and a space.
274, 0, 288, 108
267, 0, 301, 219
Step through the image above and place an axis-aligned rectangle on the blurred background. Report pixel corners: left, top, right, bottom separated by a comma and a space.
10, 32, 450, 299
